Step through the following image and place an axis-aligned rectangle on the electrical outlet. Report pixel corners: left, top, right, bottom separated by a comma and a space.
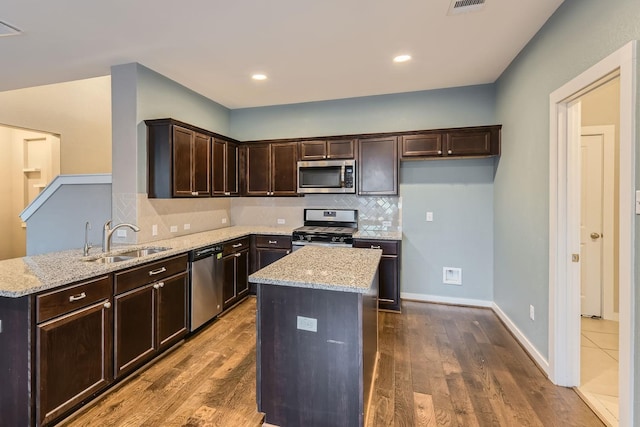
222, 218, 227, 224
184, 223, 190, 230
170, 225, 178, 233
529, 305, 535, 320
116, 229, 127, 238
277, 218, 286, 225
152, 224, 158, 236
426, 212, 433, 222
382, 220, 392, 227
296, 316, 317, 332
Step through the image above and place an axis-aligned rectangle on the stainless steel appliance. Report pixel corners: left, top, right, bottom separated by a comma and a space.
297, 159, 356, 194
292, 209, 358, 250
189, 244, 223, 331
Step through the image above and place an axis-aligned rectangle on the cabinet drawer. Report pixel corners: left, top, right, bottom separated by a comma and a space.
353, 239, 399, 255
401, 133, 443, 157
223, 237, 251, 256
37, 276, 112, 323
255, 235, 292, 249
115, 254, 188, 295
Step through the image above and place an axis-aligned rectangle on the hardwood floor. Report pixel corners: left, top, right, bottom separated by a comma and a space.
60, 298, 603, 427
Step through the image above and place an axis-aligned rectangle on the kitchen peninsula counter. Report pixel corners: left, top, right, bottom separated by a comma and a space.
250, 246, 381, 427
0, 225, 293, 297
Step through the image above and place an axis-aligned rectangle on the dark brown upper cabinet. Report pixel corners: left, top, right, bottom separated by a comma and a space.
358, 136, 399, 196
212, 138, 239, 196
245, 142, 298, 196
400, 125, 501, 159
146, 119, 212, 198
299, 139, 355, 160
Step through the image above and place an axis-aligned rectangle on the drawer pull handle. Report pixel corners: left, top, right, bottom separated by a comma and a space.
153, 282, 165, 289
149, 267, 167, 276
69, 292, 87, 302
268, 240, 277, 244
104, 301, 112, 309
232, 243, 243, 248
371, 245, 381, 249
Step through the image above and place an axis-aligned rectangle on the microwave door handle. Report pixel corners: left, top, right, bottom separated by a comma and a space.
340, 165, 345, 187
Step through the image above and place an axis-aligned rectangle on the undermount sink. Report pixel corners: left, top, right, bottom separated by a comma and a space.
118, 247, 171, 258
83, 246, 171, 263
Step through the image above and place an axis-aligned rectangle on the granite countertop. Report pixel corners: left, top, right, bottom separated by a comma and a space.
0, 226, 293, 298
249, 246, 382, 294
353, 230, 402, 240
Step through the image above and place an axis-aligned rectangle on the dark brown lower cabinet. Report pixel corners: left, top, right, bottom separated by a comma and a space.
354, 239, 401, 311
223, 248, 249, 310
36, 299, 113, 426
114, 271, 188, 379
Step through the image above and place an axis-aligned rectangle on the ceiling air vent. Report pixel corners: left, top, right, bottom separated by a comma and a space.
448, 0, 486, 15
0, 21, 21, 37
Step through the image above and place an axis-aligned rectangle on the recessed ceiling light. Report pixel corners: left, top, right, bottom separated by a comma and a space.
0, 20, 21, 37
252, 74, 267, 81
393, 55, 412, 63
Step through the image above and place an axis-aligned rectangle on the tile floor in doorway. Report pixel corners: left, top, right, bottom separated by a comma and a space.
579, 317, 619, 426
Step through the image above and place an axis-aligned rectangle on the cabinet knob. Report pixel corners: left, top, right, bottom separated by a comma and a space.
437, 150, 442, 155
103, 301, 112, 309
192, 192, 198, 196
153, 282, 165, 289
447, 150, 453, 154
225, 192, 230, 196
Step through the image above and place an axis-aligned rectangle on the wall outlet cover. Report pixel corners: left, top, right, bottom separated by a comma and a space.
170, 225, 178, 233
297, 316, 317, 332
116, 229, 127, 238
184, 223, 190, 230
222, 218, 227, 224
151, 224, 158, 236
277, 218, 286, 225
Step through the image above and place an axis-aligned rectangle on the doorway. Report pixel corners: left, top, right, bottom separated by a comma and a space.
549, 41, 636, 427
0, 124, 60, 260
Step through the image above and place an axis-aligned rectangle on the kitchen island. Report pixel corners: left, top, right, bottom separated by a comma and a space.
249, 245, 382, 427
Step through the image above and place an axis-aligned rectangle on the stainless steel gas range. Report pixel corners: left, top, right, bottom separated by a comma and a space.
292, 209, 358, 251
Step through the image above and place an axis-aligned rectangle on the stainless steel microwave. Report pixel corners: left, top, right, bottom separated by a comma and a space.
297, 159, 356, 194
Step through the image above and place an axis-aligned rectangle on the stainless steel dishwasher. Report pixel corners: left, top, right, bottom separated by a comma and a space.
189, 244, 224, 331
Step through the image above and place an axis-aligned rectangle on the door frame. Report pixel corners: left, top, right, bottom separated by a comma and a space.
549, 40, 636, 426
581, 125, 616, 321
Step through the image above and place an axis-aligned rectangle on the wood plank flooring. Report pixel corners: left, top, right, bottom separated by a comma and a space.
59, 298, 604, 427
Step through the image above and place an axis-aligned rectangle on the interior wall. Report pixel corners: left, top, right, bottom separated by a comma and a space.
0, 76, 111, 174
0, 127, 13, 259
110, 63, 232, 245
581, 77, 621, 314
230, 84, 496, 302
493, 0, 640, 369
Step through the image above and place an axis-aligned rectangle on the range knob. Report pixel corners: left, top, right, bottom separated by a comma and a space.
332, 236, 338, 242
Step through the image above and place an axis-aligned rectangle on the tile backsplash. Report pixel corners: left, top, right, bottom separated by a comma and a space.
230, 194, 401, 231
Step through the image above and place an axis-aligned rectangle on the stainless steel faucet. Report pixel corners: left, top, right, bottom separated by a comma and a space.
83, 221, 92, 256
102, 220, 141, 252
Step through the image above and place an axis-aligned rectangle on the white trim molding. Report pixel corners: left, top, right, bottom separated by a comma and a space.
401, 292, 492, 308
549, 40, 636, 426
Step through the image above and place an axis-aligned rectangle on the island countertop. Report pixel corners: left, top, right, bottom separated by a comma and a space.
249, 245, 382, 293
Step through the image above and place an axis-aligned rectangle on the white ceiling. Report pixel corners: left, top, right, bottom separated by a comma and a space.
0, 0, 564, 109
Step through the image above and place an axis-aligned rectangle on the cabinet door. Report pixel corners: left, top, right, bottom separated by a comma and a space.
236, 249, 250, 298
358, 137, 398, 195
271, 142, 298, 196
378, 255, 400, 311
445, 130, 492, 156
257, 248, 290, 270
222, 254, 237, 308
246, 144, 271, 195
226, 142, 239, 195
401, 133, 443, 158
156, 272, 188, 349
327, 139, 355, 159
193, 133, 211, 196
212, 138, 226, 195
114, 284, 156, 378
300, 140, 327, 160
37, 300, 112, 426
172, 126, 194, 197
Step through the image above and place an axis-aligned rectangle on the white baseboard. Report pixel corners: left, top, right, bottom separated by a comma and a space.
491, 302, 550, 375
401, 292, 493, 308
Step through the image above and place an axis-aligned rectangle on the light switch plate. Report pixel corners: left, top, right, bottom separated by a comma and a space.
636, 191, 640, 214
426, 212, 433, 222
152, 224, 158, 236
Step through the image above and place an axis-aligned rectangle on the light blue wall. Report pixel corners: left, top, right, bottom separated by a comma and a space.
229, 85, 495, 141
493, 0, 640, 374
230, 85, 497, 303
401, 159, 494, 302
